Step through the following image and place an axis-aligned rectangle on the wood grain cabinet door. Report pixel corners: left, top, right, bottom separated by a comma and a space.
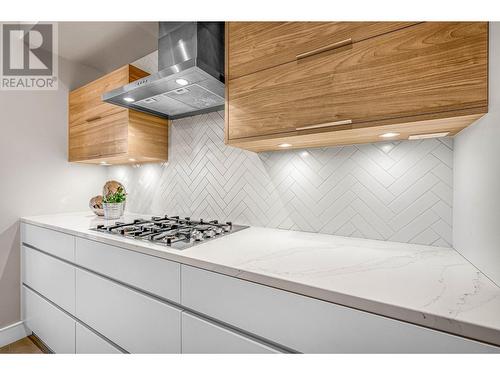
68, 66, 130, 128
68, 65, 168, 164
226, 22, 488, 141
227, 22, 418, 79
68, 110, 129, 161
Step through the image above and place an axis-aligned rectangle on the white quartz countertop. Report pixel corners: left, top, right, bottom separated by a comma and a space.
21, 212, 500, 347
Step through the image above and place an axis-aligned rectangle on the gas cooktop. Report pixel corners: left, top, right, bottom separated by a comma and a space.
91, 215, 248, 250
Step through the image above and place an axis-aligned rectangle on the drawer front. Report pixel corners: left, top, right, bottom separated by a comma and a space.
69, 65, 149, 128
75, 268, 181, 353
181, 265, 499, 353
69, 65, 129, 127
69, 101, 126, 130
228, 22, 417, 79
228, 22, 488, 140
22, 246, 75, 314
21, 223, 75, 262
182, 312, 281, 354
76, 323, 122, 354
75, 238, 180, 303
23, 286, 75, 353
68, 110, 129, 161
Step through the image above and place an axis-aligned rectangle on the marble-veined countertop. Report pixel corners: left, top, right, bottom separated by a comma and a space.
21, 211, 500, 347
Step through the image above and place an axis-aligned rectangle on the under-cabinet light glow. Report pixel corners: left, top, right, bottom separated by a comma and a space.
408, 132, 450, 140
379, 132, 400, 138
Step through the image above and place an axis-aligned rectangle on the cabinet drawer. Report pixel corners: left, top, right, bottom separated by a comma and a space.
21, 223, 74, 262
23, 286, 75, 354
68, 110, 129, 161
69, 101, 126, 129
69, 64, 150, 128
182, 312, 281, 353
181, 265, 499, 353
68, 64, 168, 165
75, 238, 180, 302
76, 323, 122, 354
22, 246, 75, 314
75, 268, 181, 353
228, 22, 417, 79
227, 22, 488, 140
69, 65, 130, 127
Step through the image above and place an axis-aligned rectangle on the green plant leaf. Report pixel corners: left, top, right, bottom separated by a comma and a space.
103, 186, 126, 203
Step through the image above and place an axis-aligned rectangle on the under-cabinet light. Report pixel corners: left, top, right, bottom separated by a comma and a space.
408, 132, 450, 140
379, 132, 400, 138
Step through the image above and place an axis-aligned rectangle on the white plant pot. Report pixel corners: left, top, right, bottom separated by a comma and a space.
103, 202, 125, 220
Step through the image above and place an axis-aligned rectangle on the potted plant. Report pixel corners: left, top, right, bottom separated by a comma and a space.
102, 186, 126, 219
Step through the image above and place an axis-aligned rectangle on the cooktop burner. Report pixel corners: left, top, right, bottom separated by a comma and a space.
90, 215, 248, 250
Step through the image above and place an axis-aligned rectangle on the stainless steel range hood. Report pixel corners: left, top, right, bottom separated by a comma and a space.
102, 22, 225, 119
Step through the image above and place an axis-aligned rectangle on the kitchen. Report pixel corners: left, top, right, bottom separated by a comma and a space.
1, 0, 499, 373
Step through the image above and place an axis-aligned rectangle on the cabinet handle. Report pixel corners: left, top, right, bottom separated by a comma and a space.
296, 119, 352, 131
296, 38, 353, 60
85, 115, 102, 122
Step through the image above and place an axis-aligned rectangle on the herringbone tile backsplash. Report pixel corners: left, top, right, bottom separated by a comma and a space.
108, 111, 453, 247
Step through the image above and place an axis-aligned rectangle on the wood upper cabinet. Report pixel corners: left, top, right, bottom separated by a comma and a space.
227, 22, 418, 79
69, 65, 169, 164
225, 22, 488, 152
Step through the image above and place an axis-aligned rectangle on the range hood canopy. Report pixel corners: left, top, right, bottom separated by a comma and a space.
102, 22, 225, 120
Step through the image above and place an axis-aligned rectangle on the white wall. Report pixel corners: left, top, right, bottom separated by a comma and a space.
108, 111, 454, 247
0, 56, 107, 329
453, 22, 500, 286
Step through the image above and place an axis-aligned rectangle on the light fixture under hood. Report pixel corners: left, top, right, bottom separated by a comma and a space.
102, 22, 225, 120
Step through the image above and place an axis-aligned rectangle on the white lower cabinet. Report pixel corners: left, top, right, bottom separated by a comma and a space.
22, 246, 75, 315
22, 223, 75, 262
75, 268, 181, 353
75, 323, 122, 354
20, 226, 500, 354
181, 265, 500, 353
75, 238, 180, 303
23, 286, 75, 353
181, 312, 281, 353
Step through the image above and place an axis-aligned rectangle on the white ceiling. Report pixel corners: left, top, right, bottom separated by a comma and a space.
58, 22, 158, 74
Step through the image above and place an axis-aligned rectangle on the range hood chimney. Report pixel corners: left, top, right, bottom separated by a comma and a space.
102, 22, 225, 119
